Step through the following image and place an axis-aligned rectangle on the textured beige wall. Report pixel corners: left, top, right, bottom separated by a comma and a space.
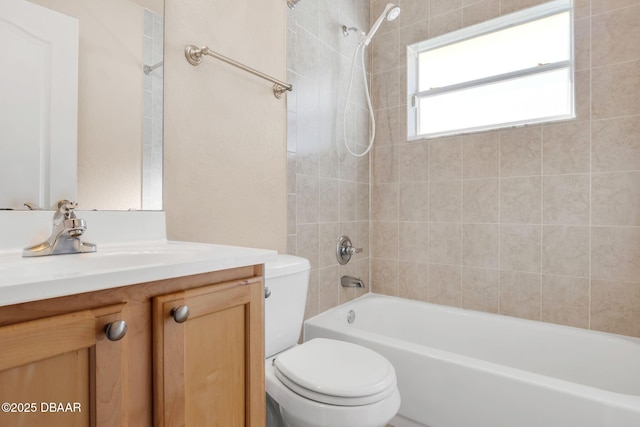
164, 0, 287, 252
131, 0, 162, 15
370, 0, 640, 337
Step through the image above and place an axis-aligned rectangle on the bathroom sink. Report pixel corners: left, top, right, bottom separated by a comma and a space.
0, 240, 276, 307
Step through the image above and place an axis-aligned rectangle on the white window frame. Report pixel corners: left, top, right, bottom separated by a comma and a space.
407, 0, 574, 141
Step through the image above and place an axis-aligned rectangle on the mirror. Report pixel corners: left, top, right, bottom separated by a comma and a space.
0, 0, 163, 211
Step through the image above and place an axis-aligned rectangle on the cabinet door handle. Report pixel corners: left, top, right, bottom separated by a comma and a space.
171, 305, 190, 323
104, 320, 128, 341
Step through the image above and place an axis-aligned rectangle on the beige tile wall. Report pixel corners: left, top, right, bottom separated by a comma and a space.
369, 0, 640, 337
286, 0, 371, 320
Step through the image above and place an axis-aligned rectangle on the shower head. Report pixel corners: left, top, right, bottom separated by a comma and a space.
386, 4, 401, 21
362, 3, 401, 46
286, 0, 301, 9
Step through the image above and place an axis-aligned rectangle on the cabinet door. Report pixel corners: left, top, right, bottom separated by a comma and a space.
153, 278, 265, 427
0, 304, 127, 427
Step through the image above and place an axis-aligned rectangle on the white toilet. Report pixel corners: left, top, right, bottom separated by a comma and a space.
264, 255, 400, 427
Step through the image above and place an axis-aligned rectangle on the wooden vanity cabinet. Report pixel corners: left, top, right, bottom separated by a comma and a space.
0, 264, 265, 427
153, 278, 264, 426
0, 304, 127, 427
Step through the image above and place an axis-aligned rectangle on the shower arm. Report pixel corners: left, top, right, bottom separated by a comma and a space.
184, 45, 293, 99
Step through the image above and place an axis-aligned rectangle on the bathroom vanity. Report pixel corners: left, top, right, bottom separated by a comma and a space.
0, 211, 275, 427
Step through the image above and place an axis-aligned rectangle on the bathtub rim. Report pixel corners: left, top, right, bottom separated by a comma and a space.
303, 293, 640, 412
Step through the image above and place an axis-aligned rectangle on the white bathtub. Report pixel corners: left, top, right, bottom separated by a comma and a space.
303, 294, 640, 427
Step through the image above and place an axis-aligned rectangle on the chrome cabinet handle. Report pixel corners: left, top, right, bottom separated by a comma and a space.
104, 320, 128, 341
171, 305, 190, 323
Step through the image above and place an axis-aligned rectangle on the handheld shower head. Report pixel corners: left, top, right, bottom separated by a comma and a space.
342, 3, 400, 157
362, 3, 401, 46
386, 4, 401, 21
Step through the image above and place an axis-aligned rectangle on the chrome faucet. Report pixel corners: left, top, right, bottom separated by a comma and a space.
341, 275, 364, 288
22, 200, 97, 257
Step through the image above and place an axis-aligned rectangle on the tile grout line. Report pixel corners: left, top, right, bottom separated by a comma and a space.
497, 131, 502, 315
540, 126, 544, 322
587, 6, 593, 332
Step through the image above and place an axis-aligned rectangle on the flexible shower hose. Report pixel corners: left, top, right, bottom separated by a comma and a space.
342, 40, 376, 158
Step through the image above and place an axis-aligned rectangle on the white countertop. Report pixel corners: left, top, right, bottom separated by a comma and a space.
0, 211, 277, 307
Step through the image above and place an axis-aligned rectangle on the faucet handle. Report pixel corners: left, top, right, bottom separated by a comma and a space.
53, 200, 78, 225
58, 200, 79, 217
57, 199, 78, 212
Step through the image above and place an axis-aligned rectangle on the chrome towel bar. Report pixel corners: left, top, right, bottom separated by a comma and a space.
184, 45, 293, 99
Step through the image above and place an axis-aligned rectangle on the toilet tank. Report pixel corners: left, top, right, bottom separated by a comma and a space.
264, 255, 310, 358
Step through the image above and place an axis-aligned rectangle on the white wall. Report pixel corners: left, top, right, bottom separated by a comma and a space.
164, 0, 287, 252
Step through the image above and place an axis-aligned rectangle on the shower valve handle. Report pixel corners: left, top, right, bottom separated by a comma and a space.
344, 246, 363, 256
337, 235, 362, 265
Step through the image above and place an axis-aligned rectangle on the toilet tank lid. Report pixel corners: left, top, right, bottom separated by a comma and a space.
265, 255, 310, 279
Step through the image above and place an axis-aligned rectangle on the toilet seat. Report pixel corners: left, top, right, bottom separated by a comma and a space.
273, 338, 397, 406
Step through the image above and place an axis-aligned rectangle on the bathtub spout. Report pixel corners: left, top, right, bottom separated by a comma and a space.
341, 275, 364, 288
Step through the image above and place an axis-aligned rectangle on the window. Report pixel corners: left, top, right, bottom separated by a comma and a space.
407, 0, 574, 140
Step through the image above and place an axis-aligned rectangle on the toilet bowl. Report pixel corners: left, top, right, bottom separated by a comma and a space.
266, 339, 401, 427
264, 255, 400, 427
